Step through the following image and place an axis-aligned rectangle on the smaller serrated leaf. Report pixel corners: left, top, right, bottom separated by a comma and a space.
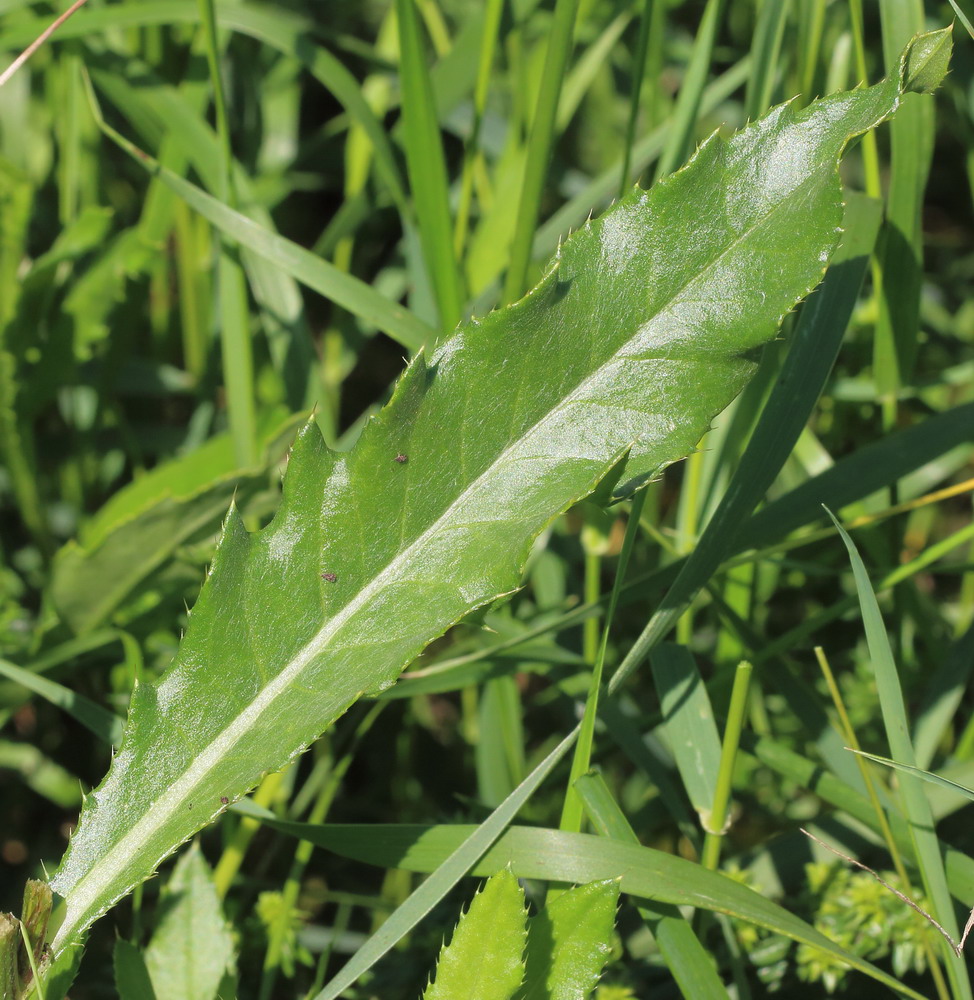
518, 880, 620, 1000
902, 26, 952, 95
423, 869, 527, 1000
143, 845, 234, 1000
115, 940, 158, 1000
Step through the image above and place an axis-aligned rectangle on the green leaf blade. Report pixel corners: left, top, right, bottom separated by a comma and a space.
50, 60, 929, 956
519, 879, 619, 1000
424, 869, 526, 1000
143, 845, 235, 1000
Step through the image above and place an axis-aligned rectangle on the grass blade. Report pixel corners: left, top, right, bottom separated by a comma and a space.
502, 0, 580, 303
396, 0, 463, 332
654, 0, 724, 182
0, 658, 123, 745
828, 510, 972, 997
312, 728, 578, 1000
83, 82, 434, 352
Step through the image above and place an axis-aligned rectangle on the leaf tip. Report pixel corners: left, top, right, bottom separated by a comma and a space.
901, 25, 953, 95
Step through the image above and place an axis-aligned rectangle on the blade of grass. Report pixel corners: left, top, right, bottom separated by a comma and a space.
849, 749, 974, 804
0, 658, 123, 745
598, 696, 700, 846
874, 2, 933, 413
913, 623, 974, 770
847, 0, 881, 198
619, 0, 655, 196
740, 731, 974, 906
560, 492, 647, 835
0, 0, 411, 216
453, 0, 503, 256
815, 646, 950, 998
502, 0, 580, 304
396, 0, 463, 333
744, 0, 790, 119
477, 675, 525, 807
82, 73, 434, 352
198, 0, 257, 466
654, 0, 724, 182
753, 515, 974, 666
947, 0, 974, 40
245, 813, 931, 1000
737, 408, 974, 552
650, 644, 720, 825
556, 8, 631, 132
828, 509, 972, 997
90, 51, 317, 409
311, 727, 580, 1000
795, 0, 826, 102
575, 770, 731, 998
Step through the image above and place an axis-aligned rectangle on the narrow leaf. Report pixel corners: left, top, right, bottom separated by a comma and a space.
830, 510, 969, 994
248, 819, 927, 1000
849, 749, 974, 804
0, 658, 123, 746
650, 644, 721, 819
314, 728, 578, 1000
574, 771, 730, 998
49, 36, 946, 957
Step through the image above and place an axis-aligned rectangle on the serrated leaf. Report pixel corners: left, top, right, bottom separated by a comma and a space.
518, 879, 619, 1000
143, 845, 235, 1000
423, 869, 527, 1000
48, 36, 946, 956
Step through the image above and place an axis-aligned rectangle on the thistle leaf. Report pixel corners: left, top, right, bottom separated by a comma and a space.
518, 879, 620, 1000
423, 869, 527, 1000
47, 29, 950, 956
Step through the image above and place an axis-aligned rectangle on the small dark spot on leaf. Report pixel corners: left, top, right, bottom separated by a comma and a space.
321, 572, 338, 583
394, 453, 408, 464
220, 796, 229, 805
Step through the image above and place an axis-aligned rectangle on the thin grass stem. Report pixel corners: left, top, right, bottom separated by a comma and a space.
560, 491, 646, 835
700, 661, 751, 871
0, 0, 90, 88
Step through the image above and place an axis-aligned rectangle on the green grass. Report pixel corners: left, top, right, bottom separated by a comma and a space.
0, 2, 972, 998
